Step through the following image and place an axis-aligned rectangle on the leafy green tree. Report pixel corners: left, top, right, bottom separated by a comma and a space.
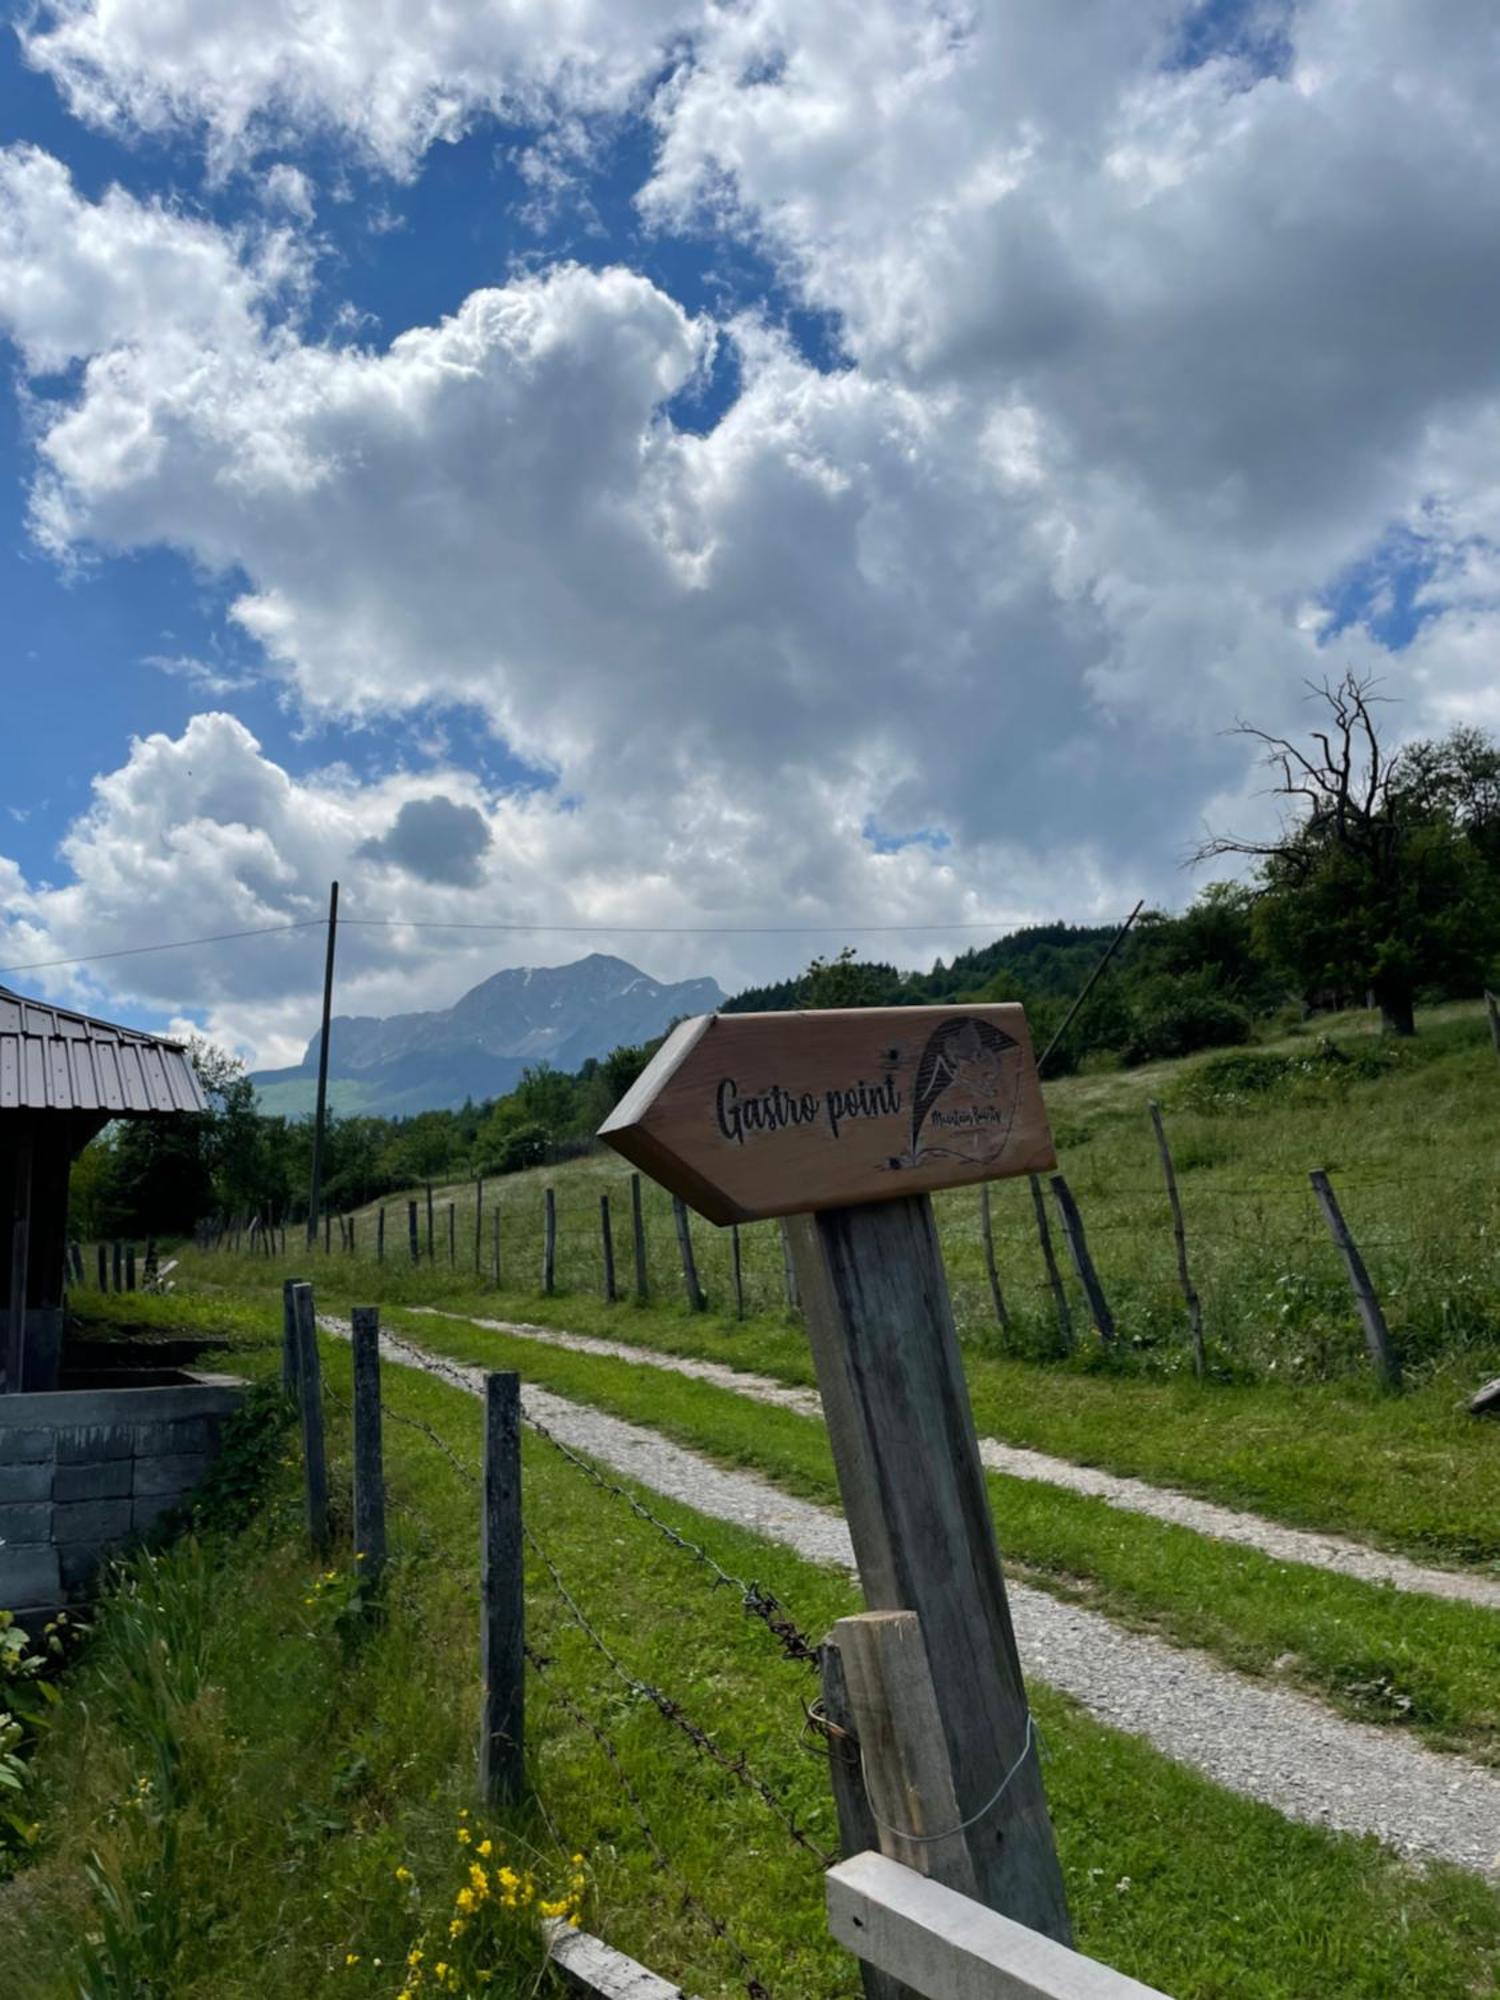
1199, 674, 1500, 1034
799, 947, 896, 1009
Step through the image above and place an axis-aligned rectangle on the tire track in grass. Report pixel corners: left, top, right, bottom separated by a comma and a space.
328, 1315, 1500, 1879
410, 1307, 1500, 1615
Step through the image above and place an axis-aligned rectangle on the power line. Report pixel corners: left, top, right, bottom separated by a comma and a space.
1, 909, 1087, 976
0, 919, 326, 975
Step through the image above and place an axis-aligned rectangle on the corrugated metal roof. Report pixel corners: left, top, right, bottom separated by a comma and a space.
0, 986, 208, 1117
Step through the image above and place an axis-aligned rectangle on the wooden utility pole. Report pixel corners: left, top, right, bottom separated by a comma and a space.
479, 1371, 524, 1805
1148, 1102, 1205, 1377
1310, 1170, 1401, 1390
351, 1305, 386, 1581
306, 880, 339, 1248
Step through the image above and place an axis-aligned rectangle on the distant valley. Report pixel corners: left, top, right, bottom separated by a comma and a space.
249, 954, 724, 1116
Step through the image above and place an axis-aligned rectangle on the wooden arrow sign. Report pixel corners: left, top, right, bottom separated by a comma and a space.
598, 1005, 1055, 1225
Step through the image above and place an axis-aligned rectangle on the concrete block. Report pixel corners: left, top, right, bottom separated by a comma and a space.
52, 1498, 132, 1546
131, 1494, 176, 1535
55, 1426, 133, 1464
0, 1428, 54, 1465
0, 1463, 52, 1504
54, 1459, 132, 1503
58, 1543, 104, 1594
133, 1453, 211, 1498
165, 1417, 222, 1455
0, 1502, 51, 1546
0, 1543, 60, 1607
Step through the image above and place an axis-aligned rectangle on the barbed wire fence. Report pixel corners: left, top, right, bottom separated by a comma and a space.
304, 1294, 835, 1999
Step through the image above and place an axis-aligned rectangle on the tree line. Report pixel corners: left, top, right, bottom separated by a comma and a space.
72, 678, 1500, 1239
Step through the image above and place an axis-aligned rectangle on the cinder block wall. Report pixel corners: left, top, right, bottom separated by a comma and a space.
0, 1375, 246, 1613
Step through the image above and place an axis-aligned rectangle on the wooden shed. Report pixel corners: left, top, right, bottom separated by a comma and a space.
1, 986, 206, 1392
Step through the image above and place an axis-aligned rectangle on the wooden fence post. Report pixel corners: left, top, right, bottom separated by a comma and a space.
600, 1193, 616, 1304
348, 1214, 357, 1257
1487, 989, 1500, 1064
788, 1198, 1071, 1942
97, 1243, 108, 1293
630, 1172, 649, 1302
112, 1240, 123, 1293
731, 1224, 745, 1321
820, 1633, 916, 2000
492, 1207, 502, 1287
673, 1195, 704, 1312
474, 1178, 484, 1277
323, 1212, 331, 1255
448, 1201, 456, 1269
1049, 1175, 1114, 1345
281, 1275, 303, 1397
480, 1370, 524, 1805
1148, 1102, 1205, 1379
426, 1182, 435, 1261
979, 1187, 1010, 1330
377, 1205, 386, 1264
351, 1305, 386, 1582
781, 1218, 801, 1313
125, 1244, 136, 1293
408, 1199, 420, 1264
1309, 1170, 1401, 1390
542, 1187, 556, 1295
292, 1281, 329, 1555
1029, 1175, 1072, 1350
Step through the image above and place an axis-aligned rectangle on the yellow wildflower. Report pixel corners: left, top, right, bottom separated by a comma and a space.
455, 1887, 475, 1913
476, 1838, 493, 1857
468, 1862, 489, 1894
456, 1826, 471, 1845
345, 1953, 360, 1966
434, 1965, 447, 1981
394, 1865, 413, 1884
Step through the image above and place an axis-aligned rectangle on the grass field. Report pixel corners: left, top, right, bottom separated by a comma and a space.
6, 1288, 1500, 1999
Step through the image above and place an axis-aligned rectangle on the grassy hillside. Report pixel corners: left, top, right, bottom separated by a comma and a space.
307, 1000, 1500, 1385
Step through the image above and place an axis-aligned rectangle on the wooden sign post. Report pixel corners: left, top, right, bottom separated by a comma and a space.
601, 1007, 1071, 1947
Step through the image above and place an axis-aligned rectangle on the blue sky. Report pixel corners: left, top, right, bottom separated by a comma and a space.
1, 2, 1496, 1062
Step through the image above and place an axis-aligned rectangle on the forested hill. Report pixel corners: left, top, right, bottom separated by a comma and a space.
722, 923, 1122, 1013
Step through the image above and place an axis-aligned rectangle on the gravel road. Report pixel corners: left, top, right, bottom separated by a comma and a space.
336, 1316, 1500, 1877
411, 1307, 1500, 1614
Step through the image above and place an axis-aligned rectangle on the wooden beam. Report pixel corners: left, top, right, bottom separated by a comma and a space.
790, 1197, 1071, 1944
826, 1852, 1174, 2000
545, 1919, 703, 1999
820, 1632, 916, 2000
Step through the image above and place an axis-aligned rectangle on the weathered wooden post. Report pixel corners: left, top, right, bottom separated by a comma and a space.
291, 1281, 329, 1556
600, 1193, 617, 1303
630, 1172, 649, 1302
1148, 1102, 1205, 1378
979, 1186, 1010, 1330
474, 1178, 484, 1277
112, 1240, 123, 1292
542, 1187, 556, 1294
426, 1182, 435, 1261
1029, 1174, 1072, 1349
348, 1214, 357, 1257
731, 1223, 745, 1320
1049, 1174, 1114, 1345
323, 1211, 332, 1255
672, 1195, 704, 1312
492, 1207, 502, 1287
377, 1205, 386, 1264
820, 1633, 915, 2000
125, 1243, 136, 1292
1487, 989, 1500, 1064
96, 1242, 108, 1293
281, 1275, 303, 1397
601, 1004, 1071, 1944
480, 1370, 524, 1805
1310, 1169, 1401, 1390
447, 1201, 456, 1268
351, 1305, 386, 1582
408, 1199, 420, 1264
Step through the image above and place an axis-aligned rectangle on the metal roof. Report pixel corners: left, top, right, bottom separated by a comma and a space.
0, 987, 208, 1117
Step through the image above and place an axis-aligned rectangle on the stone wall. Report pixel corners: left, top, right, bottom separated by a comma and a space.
0, 1374, 247, 1613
